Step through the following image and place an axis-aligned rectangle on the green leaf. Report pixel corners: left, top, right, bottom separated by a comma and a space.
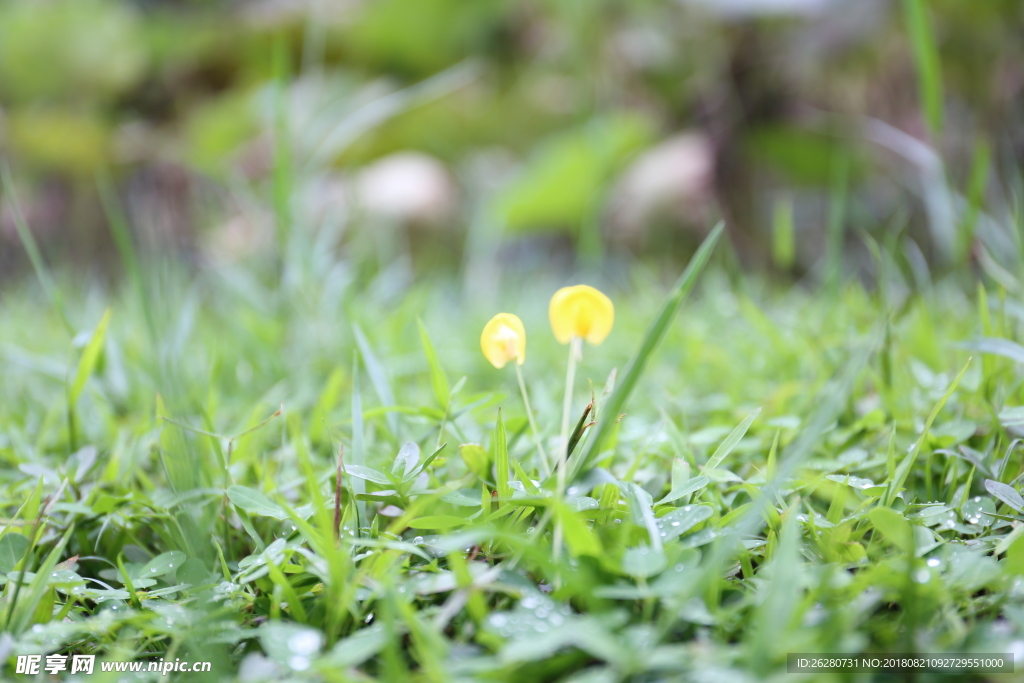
140, 551, 187, 579
657, 476, 710, 506
339, 465, 393, 485
0, 533, 30, 574
493, 410, 510, 499
418, 319, 450, 408
69, 307, 111, 405
962, 337, 1024, 365
227, 485, 289, 519
569, 222, 724, 481
409, 442, 446, 480
625, 483, 662, 554
621, 546, 667, 578
555, 503, 602, 557
350, 353, 367, 527
392, 442, 421, 478
985, 479, 1024, 513
323, 625, 389, 668
460, 444, 490, 480
1006, 533, 1024, 576
566, 400, 594, 459
902, 0, 943, 138
354, 324, 398, 437
869, 507, 914, 554
884, 359, 970, 506
654, 504, 714, 543
702, 407, 761, 473
407, 516, 466, 530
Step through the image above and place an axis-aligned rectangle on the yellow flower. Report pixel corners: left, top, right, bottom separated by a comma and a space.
549, 285, 614, 345
480, 313, 527, 369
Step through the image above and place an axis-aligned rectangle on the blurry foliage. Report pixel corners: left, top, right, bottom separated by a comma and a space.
183, 89, 260, 173
340, 0, 513, 77
498, 113, 656, 232
6, 109, 111, 175
1, 0, 1024, 274
0, 0, 147, 104
744, 125, 866, 187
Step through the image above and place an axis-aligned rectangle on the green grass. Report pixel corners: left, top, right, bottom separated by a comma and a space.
3, 220, 1024, 682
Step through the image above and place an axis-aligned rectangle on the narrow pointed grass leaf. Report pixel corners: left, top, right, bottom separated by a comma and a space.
70, 308, 112, 406
1, 162, 73, 334
97, 170, 156, 341
657, 476, 710, 505
354, 324, 399, 438
566, 401, 593, 459
351, 353, 367, 527
418, 320, 450, 409
884, 358, 971, 506
493, 410, 510, 500
902, 0, 944, 139
10, 526, 74, 635
408, 442, 447, 481
569, 222, 724, 481
701, 407, 761, 473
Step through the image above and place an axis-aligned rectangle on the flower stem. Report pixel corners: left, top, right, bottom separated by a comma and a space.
553, 335, 582, 562
514, 362, 549, 477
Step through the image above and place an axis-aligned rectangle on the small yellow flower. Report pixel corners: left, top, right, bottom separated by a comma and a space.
481, 313, 527, 369
549, 285, 614, 345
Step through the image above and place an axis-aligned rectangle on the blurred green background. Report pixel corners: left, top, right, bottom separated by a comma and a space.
1, 0, 1023, 285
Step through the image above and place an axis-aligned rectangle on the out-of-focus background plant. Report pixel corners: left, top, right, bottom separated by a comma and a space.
11, 3, 1024, 680
4, 0, 1023, 286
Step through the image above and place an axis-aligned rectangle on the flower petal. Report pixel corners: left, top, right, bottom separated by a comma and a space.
548, 285, 614, 346
480, 313, 527, 368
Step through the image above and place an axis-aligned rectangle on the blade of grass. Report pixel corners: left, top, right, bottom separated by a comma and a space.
96, 170, 156, 341
67, 308, 111, 452
354, 324, 399, 439
567, 222, 724, 482
272, 34, 293, 261
701, 407, 761, 473
1, 162, 73, 335
351, 353, 367, 530
417, 319, 450, 409
883, 358, 971, 506
902, 0, 944, 139
493, 409, 510, 500
655, 336, 876, 639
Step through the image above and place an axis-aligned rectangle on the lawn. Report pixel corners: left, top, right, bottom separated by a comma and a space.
3, 217, 1024, 682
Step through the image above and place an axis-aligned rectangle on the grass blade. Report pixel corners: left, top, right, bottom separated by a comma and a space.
493, 409, 510, 500
69, 308, 112, 406
1, 162, 73, 335
354, 324, 399, 438
567, 222, 724, 481
902, 0, 944, 139
417, 319, 450, 409
351, 353, 367, 528
701, 407, 761, 473
883, 358, 970, 506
